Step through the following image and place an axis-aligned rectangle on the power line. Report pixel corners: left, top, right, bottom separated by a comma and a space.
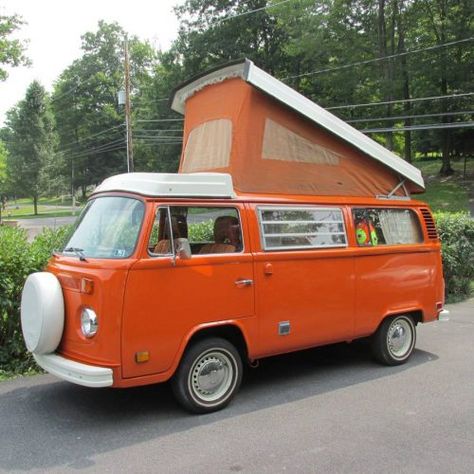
57, 124, 125, 153
68, 144, 127, 160
137, 137, 183, 143
347, 110, 474, 124
133, 128, 183, 133
208, 0, 293, 26
362, 121, 474, 133
283, 37, 474, 80
134, 136, 182, 141
66, 138, 126, 158
136, 119, 183, 123
327, 92, 474, 110
134, 137, 183, 140
58, 133, 124, 156
51, 73, 104, 103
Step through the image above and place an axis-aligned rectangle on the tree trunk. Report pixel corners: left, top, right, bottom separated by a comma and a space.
397, 1, 412, 162
378, 0, 394, 150
33, 195, 38, 216
438, 0, 454, 176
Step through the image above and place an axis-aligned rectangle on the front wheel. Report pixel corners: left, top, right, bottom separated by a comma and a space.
371, 315, 416, 366
171, 337, 243, 414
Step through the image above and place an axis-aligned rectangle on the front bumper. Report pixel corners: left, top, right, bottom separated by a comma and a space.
34, 353, 113, 388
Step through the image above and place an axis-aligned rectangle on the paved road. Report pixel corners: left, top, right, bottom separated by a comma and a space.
15, 216, 77, 241
1, 299, 473, 473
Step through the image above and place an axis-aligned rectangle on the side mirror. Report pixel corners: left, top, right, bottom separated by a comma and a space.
175, 238, 192, 260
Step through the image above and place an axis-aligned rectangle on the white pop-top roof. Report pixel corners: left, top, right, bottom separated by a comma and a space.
93, 172, 236, 198
171, 59, 424, 191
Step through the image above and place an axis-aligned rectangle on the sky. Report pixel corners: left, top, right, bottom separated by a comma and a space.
0, 0, 184, 125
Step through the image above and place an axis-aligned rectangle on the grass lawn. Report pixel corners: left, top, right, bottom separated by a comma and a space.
2, 196, 83, 220
4, 209, 81, 220
414, 158, 473, 213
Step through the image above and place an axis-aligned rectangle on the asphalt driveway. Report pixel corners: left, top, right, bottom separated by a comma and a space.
0, 299, 473, 473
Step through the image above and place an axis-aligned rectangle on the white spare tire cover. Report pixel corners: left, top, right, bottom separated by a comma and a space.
21, 272, 64, 354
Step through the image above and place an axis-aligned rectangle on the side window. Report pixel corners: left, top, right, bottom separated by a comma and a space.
353, 208, 423, 246
148, 207, 173, 255
148, 206, 243, 256
185, 207, 242, 254
258, 206, 347, 251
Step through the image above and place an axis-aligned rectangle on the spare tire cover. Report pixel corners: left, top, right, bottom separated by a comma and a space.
21, 272, 64, 355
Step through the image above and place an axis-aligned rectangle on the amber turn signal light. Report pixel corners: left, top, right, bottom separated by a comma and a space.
135, 351, 149, 363
81, 278, 94, 295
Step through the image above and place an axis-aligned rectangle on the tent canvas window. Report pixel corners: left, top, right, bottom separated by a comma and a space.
182, 119, 232, 172
262, 118, 341, 166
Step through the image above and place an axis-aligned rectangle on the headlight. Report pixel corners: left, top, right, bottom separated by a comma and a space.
81, 308, 98, 338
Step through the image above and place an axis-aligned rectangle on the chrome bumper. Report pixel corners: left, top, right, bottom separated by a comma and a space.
34, 353, 113, 388
438, 309, 450, 321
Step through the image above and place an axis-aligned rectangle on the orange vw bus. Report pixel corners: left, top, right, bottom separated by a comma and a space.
21, 60, 448, 413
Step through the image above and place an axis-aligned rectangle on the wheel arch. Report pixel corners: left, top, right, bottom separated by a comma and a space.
170, 321, 251, 377
378, 308, 423, 330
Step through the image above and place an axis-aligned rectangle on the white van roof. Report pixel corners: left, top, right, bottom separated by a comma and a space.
171, 59, 424, 191
94, 172, 236, 198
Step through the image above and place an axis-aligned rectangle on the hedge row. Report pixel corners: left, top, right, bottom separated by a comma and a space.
0, 213, 472, 375
0, 225, 70, 375
434, 212, 474, 301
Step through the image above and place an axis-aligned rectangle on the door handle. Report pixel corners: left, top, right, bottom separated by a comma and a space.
235, 279, 253, 288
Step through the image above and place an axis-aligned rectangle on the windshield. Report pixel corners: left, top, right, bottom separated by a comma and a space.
62, 196, 145, 259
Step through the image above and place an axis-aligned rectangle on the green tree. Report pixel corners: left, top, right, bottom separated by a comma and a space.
0, 140, 7, 222
409, 0, 473, 175
4, 81, 55, 215
0, 11, 29, 80
174, 0, 289, 75
52, 21, 156, 197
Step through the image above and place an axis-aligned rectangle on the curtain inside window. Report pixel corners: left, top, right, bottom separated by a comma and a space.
378, 210, 421, 244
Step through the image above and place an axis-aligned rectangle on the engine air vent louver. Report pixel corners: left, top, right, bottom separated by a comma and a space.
420, 208, 438, 240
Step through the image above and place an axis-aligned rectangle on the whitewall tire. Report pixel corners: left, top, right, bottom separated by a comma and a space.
371, 315, 416, 366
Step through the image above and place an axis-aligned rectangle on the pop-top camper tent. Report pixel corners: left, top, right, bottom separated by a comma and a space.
171, 59, 424, 198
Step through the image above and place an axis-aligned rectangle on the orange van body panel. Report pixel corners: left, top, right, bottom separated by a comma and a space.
51, 192, 444, 388
47, 257, 130, 368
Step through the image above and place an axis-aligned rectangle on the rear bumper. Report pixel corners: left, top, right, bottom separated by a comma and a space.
438, 309, 450, 321
33, 353, 113, 388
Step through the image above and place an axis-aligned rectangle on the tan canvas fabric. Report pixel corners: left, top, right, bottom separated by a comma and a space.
262, 118, 341, 166
181, 119, 232, 172
179, 78, 423, 197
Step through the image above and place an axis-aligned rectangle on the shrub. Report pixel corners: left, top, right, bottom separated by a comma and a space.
434, 212, 474, 301
0, 225, 69, 375
188, 219, 214, 242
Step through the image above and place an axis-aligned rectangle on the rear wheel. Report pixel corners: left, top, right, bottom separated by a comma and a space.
371, 315, 416, 366
172, 337, 243, 414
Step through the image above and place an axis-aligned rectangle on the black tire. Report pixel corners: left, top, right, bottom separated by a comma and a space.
171, 337, 243, 414
371, 314, 416, 366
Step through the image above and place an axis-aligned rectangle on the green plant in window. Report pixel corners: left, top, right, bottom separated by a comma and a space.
188, 220, 214, 243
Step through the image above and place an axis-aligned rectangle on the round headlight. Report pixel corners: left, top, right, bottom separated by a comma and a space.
81, 308, 98, 338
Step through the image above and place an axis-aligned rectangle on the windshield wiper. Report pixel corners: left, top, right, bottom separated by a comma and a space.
63, 247, 87, 261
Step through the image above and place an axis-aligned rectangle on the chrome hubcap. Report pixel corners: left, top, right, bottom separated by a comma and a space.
387, 319, 413, 358
190, 350, 234, 403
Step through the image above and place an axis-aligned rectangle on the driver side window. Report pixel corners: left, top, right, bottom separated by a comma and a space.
148, 207, 173, 255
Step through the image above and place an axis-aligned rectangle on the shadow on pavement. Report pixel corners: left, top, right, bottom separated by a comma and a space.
0, 342, 438, 471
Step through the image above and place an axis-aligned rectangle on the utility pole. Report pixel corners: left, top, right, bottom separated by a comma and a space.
71, 157, 76, 215
124, 39, 134, 173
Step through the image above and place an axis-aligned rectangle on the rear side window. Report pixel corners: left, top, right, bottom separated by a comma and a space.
258, 206, 347, 251
353, 208, 423, 246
